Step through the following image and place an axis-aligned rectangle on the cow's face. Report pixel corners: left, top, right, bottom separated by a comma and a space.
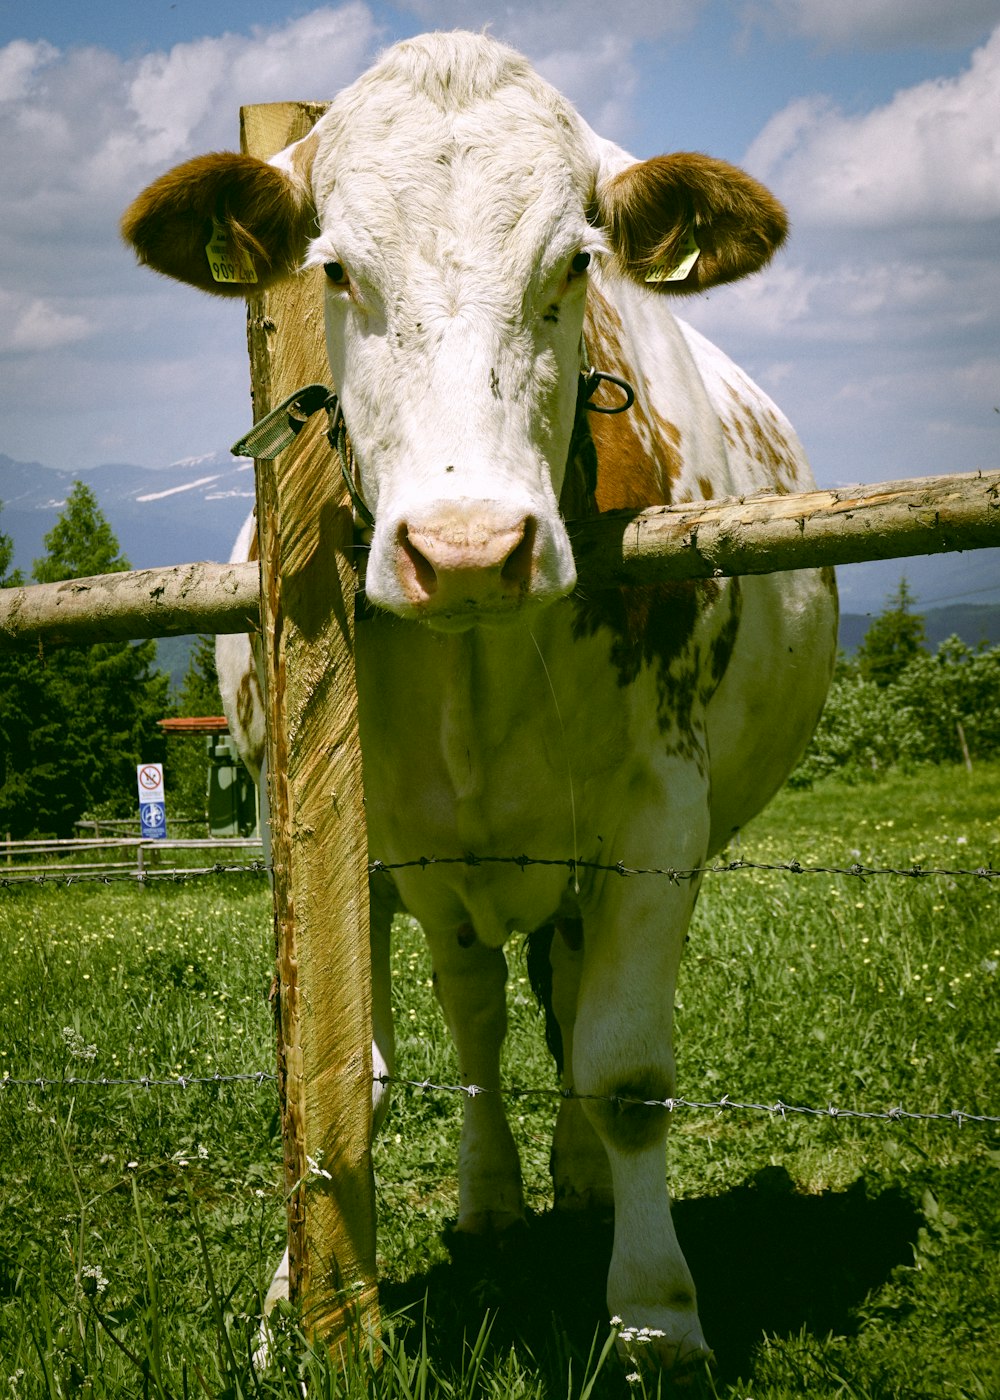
122, 32, 787, 630
297, 44, 603, 628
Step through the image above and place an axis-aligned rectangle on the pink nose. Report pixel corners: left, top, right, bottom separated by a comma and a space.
396, 507, 537, 611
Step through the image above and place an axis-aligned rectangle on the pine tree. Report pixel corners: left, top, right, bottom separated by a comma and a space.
0, 508, 51, 839
32, 482, 128, 583
178, 636, 222, 717
0, 483, 170, 836
856, 576, 927, 689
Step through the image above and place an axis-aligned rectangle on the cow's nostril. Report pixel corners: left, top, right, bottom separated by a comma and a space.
397, 524, 438, 597
501, 516, 536, 586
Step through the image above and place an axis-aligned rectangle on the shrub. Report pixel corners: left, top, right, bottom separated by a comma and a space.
791, 638, 1000, 786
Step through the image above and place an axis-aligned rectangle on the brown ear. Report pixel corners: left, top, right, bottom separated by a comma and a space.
121, 152, 315, 297
598, 152, 788, 294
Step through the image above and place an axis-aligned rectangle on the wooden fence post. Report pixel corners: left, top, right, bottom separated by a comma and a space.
241, 101, 378, 1353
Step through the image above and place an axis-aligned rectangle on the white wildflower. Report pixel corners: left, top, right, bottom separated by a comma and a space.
81, 1263, 109, 1296
60, 1027, 97, 1062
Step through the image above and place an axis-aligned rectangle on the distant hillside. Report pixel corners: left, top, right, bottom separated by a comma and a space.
840, 603, 1000, 654
0, 451, 254, 577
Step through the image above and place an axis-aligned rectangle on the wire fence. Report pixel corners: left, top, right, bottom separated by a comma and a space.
2, 1069, 998, 1128
1, 852, 997, 888
2, 849, 995, 1128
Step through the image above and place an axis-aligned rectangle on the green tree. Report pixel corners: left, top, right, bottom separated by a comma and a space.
178, 635, 222, 716
0, 483, 169, 837
856, 576, 928, 688
32, 481, 129, 582
0, 508, 53, 839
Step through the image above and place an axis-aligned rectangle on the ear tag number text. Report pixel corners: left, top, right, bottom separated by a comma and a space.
646, 229, 700, 284
205, 219, 258, 285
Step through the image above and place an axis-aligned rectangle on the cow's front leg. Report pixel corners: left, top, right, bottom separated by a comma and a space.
548, 921, 613, 1214
574, 831, 711, 1372
426, 930, 523, 1234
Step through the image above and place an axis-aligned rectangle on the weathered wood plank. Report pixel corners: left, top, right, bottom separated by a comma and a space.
1, 469, 996, 647
242, 100, 377, 1352
0, 560, 258, 645
569, 468, 1000, 585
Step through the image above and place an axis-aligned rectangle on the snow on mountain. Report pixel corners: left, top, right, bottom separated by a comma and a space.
0, 450, 255, 576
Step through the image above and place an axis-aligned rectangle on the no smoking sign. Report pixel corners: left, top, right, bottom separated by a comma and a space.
137, 763, 166, 838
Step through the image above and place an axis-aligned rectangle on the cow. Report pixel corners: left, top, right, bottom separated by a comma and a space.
122, 30, 837, 1374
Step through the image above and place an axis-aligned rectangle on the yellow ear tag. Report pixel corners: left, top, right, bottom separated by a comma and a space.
645, 228, 700, 284
205, 218, 258, 285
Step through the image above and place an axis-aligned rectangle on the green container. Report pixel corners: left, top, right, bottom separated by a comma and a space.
206, 734, 258, 839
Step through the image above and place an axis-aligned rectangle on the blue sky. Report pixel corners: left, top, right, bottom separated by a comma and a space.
1, 0, 998, 607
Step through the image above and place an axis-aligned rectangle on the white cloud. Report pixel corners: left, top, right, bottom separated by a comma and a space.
685, 251, 995, 347
0, 38, 57, 100
746, 25, 1000, 225
0, 289, 91, 353
0, 7, 381, 244
127, 4, 380, 165
743, 0, 999, 50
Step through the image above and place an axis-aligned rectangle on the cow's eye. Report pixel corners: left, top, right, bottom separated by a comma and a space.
324, 261, 348, 286
570, 251, 591, 276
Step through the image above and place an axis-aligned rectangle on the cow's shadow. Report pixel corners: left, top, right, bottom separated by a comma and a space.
378, 1166, 921, 1385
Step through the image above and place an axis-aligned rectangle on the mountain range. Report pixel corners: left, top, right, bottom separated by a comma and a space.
2, 450, 997, 678
0, 451, 255, 576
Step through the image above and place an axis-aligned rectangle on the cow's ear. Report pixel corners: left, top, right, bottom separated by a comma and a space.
597, 152, 787, 295
121, 151, 315, 297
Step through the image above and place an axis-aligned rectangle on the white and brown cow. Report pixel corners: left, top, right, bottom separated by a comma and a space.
123, 31, 837, 1373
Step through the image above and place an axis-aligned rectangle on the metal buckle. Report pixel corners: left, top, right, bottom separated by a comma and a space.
230, 383, 334, 459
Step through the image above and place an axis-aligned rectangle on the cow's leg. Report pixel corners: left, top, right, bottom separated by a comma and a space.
369, 874, 398, 1134
425, 930, 523, 1234
548, 921, 613, 1213
573, 797, 711, 1372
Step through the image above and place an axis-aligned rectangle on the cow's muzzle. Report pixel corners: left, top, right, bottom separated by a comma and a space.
393, 505, 538, 618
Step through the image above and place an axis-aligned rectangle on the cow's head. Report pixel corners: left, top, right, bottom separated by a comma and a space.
122, 32, 786, 630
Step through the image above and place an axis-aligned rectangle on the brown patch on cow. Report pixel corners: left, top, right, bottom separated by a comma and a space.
584, 287, 682, 508
697, 476, 714, 500
236, 666, 265, 773
564, 289, 724, 732
288, 129, 320, 187
702, 576, 742, 703
723, 384, 802, 494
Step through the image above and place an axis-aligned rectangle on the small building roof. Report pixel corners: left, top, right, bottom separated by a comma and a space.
157, 716, 230, 735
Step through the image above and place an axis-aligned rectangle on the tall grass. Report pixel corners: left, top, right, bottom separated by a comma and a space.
0, 764, 997, 1397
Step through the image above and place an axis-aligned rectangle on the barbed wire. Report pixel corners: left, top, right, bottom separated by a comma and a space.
369, 854, 999, 883
2, 1068, 996, 1126
0, 853, 996, 890
0, 1070, 277, 1091
0, 861, 269, 888
375, 1075, 1000, 1126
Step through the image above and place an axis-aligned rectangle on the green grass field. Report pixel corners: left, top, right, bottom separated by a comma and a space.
1, 763, 997, 1398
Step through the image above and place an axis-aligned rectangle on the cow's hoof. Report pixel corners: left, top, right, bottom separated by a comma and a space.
552, 1184, 614, 1221
455, 1208, 526, 1237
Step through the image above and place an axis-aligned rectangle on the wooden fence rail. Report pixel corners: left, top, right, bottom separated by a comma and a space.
0, 468, 996, 649
1, 835, 264, 881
